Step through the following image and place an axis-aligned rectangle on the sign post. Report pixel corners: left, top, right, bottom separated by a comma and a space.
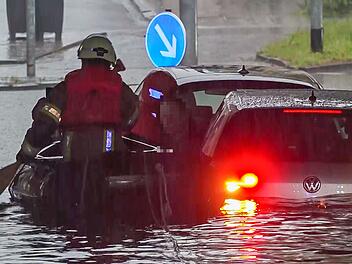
311, 0, 323, 53
145, 12, 186, 67
180, 0, 197, 66
26, 0, 36, 77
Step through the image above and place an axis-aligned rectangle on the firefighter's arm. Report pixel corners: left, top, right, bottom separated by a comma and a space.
120, 82, 139, 132
17, 82, 67, 162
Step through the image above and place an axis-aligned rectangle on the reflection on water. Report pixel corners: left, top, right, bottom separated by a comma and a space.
220, 199, 257, 216
1, 36, 63, 62
1, 192, 352, 263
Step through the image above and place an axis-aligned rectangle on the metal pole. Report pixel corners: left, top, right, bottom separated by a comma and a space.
310, 0, 323, 53
180, 0, 198, 66
26, 0, 36, 77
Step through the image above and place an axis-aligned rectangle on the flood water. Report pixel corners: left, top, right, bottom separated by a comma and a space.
1, 190, 352, 263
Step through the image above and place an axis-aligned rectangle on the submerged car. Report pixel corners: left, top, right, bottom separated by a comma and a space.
200, 89, 352, 211
131, 65, 322, 145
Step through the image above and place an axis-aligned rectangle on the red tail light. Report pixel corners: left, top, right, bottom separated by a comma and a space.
225, 173, 259, 193
219, 150, 275, 196
241, 173, 258, 188
225, 181, 240, 193
283, 109, 342, 114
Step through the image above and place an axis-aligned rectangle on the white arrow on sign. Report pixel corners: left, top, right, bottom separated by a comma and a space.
155, 24, 177, 58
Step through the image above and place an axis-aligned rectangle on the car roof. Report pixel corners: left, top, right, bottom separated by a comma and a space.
224, 89, 352, 111
151, 65, 322, 89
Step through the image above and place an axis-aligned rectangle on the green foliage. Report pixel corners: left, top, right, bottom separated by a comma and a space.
259, 18, 352, 68
324, 0, 352, 17
305, 0, 352, 17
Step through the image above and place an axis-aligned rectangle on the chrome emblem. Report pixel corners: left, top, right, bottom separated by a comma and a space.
303, 176, 321, 193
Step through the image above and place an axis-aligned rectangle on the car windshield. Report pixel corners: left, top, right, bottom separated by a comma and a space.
213, 108, 352, 163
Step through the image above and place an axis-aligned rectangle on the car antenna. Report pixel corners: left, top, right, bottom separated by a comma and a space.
309, 90, 317, 106
238, 65, 249, 76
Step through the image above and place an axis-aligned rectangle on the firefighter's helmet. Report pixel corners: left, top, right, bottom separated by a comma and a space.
78, 34, 117, 65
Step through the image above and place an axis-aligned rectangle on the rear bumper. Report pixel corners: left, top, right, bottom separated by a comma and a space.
226, 183, 351, 199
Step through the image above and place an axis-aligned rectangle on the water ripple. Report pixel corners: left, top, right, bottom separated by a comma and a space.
1, 193, 352, 263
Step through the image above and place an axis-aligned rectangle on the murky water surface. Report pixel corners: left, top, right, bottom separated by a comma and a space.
1, 0, 352, 261
1, 191, 352, 263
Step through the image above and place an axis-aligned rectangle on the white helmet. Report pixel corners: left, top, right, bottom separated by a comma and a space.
78, 33, 124, 69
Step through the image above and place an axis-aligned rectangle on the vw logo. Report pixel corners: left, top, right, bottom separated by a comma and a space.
303, 176, 321, 193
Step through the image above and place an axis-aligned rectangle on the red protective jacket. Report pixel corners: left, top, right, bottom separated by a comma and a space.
61, 64, 123, 127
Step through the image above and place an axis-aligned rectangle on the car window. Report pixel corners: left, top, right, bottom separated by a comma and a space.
193, 90, 225, 113
180, 79, 315, 114
213, 108, 352, 163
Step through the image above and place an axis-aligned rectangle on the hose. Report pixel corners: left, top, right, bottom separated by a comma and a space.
143, 152, 161, 226
155, 162, 172, 231
134, 139, 184, 262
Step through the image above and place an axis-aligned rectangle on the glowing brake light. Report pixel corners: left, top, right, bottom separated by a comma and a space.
225, 173, 259, 193
283, 109, 342, 114
225, 181, 240, 193
241, 173, 258, 188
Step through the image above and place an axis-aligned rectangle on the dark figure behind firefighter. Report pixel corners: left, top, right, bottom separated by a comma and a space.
16, 34, 139, 231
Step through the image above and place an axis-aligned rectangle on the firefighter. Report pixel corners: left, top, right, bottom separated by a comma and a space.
16, 33, 139, 228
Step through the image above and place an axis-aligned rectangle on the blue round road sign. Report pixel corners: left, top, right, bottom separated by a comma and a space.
145, 12, 186, 67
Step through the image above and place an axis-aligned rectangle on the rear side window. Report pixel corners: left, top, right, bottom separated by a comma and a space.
180, 79, 314, 114
193, 90, 225, 113
213, 108, 352, 163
